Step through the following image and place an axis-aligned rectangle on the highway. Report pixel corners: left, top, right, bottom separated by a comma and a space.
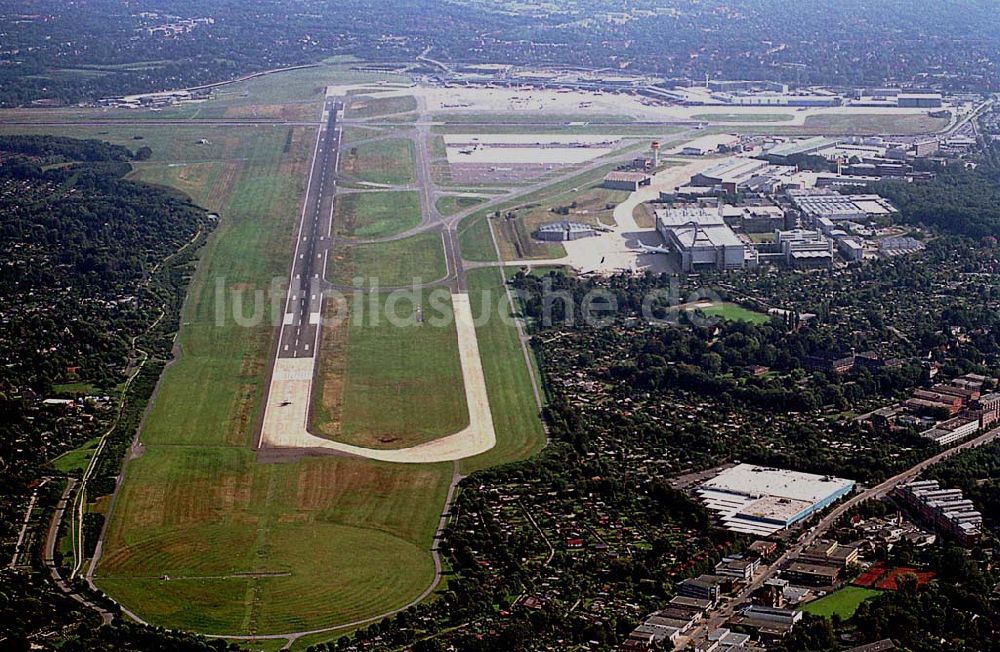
276, 98, 342, 360
685, 424, 1000, 647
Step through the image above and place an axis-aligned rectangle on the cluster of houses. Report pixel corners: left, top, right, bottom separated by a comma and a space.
623, 537, 867, 650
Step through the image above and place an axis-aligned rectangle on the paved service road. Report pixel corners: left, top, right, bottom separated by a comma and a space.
277, 98, 341, 360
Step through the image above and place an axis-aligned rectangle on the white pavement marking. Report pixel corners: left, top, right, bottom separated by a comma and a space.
259, 293, 496, 463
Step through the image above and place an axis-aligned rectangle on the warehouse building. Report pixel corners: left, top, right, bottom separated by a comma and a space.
788, 190, 898, 224
689, 157, 771, 193
765, 137, 840, 162
697, 464, 856, 536
897, 93, 943, 108
655, 206, 757, 272
775, 229, 834, 268
602, 170, 651, 191
533, 220, 600, 242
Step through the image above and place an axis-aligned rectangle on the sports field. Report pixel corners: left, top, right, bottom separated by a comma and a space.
695, 302, 771, 324
311, 291, 469, 449
801, 586, 881, 619
333, 190, 421, 238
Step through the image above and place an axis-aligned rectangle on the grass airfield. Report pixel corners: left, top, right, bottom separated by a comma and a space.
2, 57, 958, 645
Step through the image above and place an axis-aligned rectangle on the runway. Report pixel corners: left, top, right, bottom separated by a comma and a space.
276, 98, 341, 360
256, 91, 497, 463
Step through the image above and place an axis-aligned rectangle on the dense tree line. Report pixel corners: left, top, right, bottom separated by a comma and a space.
873, 142, 1000, 240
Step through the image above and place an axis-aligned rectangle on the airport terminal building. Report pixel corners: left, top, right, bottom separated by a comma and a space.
697, 464, 856, 536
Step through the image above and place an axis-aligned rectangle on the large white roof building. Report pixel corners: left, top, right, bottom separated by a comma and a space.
697, 464, 856, 536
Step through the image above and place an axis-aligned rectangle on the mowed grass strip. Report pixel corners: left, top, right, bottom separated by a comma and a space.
457, 213, 499, 263
340, 138, 416, 186
96, 577, 253, 634
91, 121, 452, 634
138, 127, 312, 448
436, 194, 486, 216
460, 268, 546, 474
313, 292, 468, 449
802, 112, 949, 135
97, 444, 452, 634
691, 113, 794, 122
334, 190, 421, 238
801, 586, 881, 619
329, 231, 447, 288
345, 94, 418, 119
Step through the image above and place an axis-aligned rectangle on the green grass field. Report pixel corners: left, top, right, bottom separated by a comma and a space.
460, 268, 547, 474
433, 112, 634, 125
329, 232, 447, 288
312, 291, 469, 449
49, 437, 101, 474
802, 112, 949, 135
802, 586, 881, 619
692, 113, 794, 123
334, 190, 422, 238
695, 302, 771, 324
97, 448, 450, 633
341, 138, 417, 186
10, 73, 549, 636
457, 213, 498, 263
341, 126, 388, 145
345, 94, 418, 119
74, 121, 451, 635
436, 194, 486, 216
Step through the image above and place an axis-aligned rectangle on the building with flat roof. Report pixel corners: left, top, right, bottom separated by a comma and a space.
895, 480, 982, 545
799, 540, 859, 568
689, 157, 771, 193
677, 574, 729, 605
721, 204, 786, 233
656, 206, 756, 272
533, 220, 600, 242
774, 228, 834, 268
697, 464, 855, 536
603, 170, 651, 191
766, 137, 840, 162
788, 190, 898, 224
783, 561, 843, 586
898, 93, 943, 108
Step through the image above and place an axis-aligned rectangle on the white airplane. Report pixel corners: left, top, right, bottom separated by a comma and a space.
636, 242, 671, 254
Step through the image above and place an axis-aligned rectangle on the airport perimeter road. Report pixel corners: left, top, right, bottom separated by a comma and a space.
277, 98, 342, 360
685, 424, 1000, 646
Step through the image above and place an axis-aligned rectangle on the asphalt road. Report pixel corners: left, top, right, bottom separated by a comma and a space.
277, 98, 341, 360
